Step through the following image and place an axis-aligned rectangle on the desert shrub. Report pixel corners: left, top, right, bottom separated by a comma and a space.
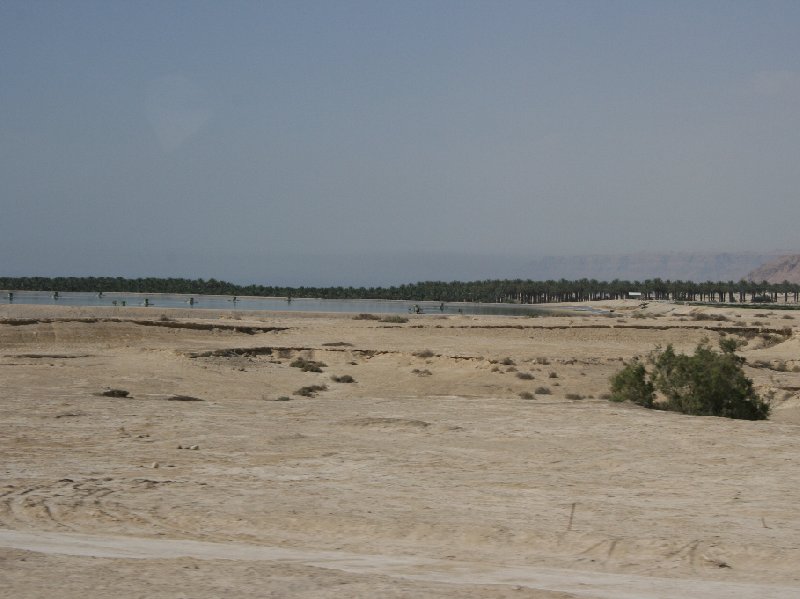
609, 341, 770, 420
691, 313, 729, 322
290, 357, 327, 372
331, 374, 356, 383
505, 366, 517, 373
599, 392, 612, 400
413, 349, 436, 358
565, 393, 585, 400
353, 313, 381, 320
516, 371, 534, 380
294, 384, 328, 397
519, 392, 535, 400
534, 386, 551, 395
490, 365, 501, 372
548, 371, 558, 378
500, 357, 515, 366
609, 361, 654, 407
381, 315, 409, 323
718, 337, 742, 354
536, 357, 550, 365
411, 368, 432, 376
759, 331, 791, 349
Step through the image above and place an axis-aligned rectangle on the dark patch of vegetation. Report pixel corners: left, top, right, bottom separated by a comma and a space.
4, 275, 800, 306
381, 315, 409, 323
412, 349, 436, 358
609, 340, 770, 420
565, 393, 586, 400
100, 389, 129, 398
548, 371, 558, 378
322, 342, 353, 347
275, 396, 292, 401
331, 374, 356, 383
519, 392, 535, 400
500, 357, 515, 366
536, 357, 550, 365
166, 395, 203, 402
412, 368, 432, 376
534, 386, 551, 395
294, 384, 328, 397
290, 357, 327, 372
516, 371, 534, 380
691, 313, 729, 321
353, 313, 381, 320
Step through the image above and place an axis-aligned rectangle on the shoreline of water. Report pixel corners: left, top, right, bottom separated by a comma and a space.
1, 290, 605, 317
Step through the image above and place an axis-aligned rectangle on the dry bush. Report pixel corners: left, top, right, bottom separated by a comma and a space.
294, 384, 328, 397
519, 392, 535, 400
290, 357, 327, 372
381, 315, 409, 323
534, 386, 551, 395
412, 349, 435, 358
516, 371, 534, 380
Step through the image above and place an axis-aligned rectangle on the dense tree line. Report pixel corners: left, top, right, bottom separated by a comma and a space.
1, 276, 799, 304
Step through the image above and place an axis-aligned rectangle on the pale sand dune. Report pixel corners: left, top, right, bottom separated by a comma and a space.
1, 302, 799, 597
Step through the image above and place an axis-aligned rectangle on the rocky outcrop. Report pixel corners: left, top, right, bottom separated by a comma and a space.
747, 255, 800, 284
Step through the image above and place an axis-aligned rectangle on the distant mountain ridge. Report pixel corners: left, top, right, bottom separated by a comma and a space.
747, 255, 800, 284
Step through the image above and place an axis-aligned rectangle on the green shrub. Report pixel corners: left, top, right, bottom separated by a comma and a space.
609, 361, 654, 407
609, 341, 770, 420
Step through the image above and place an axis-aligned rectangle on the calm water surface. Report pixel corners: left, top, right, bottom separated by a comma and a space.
1, 291, 601, 317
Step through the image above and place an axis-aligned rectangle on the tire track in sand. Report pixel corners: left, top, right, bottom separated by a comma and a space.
0, 528, 797, 599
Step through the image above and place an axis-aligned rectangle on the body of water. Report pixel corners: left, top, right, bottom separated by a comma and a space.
1, 291, 602, 317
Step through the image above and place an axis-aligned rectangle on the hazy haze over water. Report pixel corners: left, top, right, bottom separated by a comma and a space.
2, 1, 799, 285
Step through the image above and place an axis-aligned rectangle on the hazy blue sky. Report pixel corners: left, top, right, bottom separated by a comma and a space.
2, 1, 799, 284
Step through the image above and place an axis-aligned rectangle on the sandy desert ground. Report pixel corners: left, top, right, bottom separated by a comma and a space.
2, 300, 800, 598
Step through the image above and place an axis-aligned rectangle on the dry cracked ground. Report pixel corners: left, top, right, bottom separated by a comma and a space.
1, 301, 800, 598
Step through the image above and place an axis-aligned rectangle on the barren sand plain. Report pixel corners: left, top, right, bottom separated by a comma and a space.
2, 301, 800, 598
